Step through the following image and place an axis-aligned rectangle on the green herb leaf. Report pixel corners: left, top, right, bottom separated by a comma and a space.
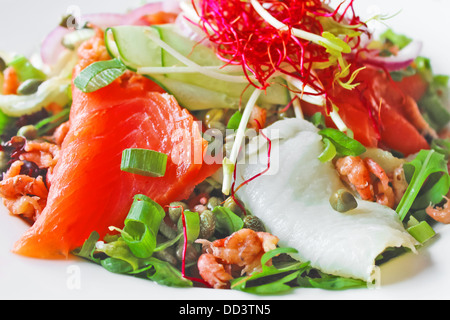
74, 58, 126, 93
227, 110, 243, 130
132, 257, 193, 288
318, 128, 366, 157
72, 231, 101, 264
380, 29, 412, 50
396, 149, 450, 221
212, 206, 244, 235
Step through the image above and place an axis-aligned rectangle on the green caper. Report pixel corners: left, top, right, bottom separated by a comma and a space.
153, 248, 178, 266
17, 125, 38, 140
223, 196, 244, 217
243, 215, 266, 232
176, 241, 199, 264
204, 109, 224, 126
329, 189, 358, 213
17, 79, 44, 95
0, 56, 6, 73
206, 196, 222, 210
199, 209, 216, 239
159, 219, 178, 240
168, 201, 188, 223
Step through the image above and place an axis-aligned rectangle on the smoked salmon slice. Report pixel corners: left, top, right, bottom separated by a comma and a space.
12, 34, 220, 259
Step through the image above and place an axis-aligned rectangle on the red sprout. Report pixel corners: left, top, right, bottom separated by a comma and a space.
190, 0, 369, 110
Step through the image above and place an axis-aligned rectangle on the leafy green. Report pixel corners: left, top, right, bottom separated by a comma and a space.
297, 271, 367, 290
131, 258, 193, 288
380, 29, 412, 50
318, 128, 366, 157
396, 149, 450, 221
227, 110, 243, 130
212, 206, 244, 235
231, 247, 368, 294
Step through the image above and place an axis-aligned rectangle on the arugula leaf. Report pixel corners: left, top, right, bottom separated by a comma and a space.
318, 128, 366, 157
72, 231, 101, 264
298, 271, 367, 290
396, 149, 450, 221
132, 257, 193, 288
231, 247, 307, 294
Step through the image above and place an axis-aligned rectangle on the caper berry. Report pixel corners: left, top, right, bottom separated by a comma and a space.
329, 189, 358, 213
199, 209, 216, 239
176, 241, 199, 264
153, 248, 178, 266
159, 219, 178, 240
168, 201, 188, 223
204, 109, 224, 126
17, 125, 38, 140
243, 215, 266, 232
223, 196, 244, 216
206, 196, 222, 210
17, 79, 44, 95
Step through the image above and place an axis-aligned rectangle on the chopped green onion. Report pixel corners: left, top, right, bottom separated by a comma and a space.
407, 216, 436, 243
121, 194, 165, 258
74, 58, 127, 93
121, 148, 168, 177
318, 128, 366, 157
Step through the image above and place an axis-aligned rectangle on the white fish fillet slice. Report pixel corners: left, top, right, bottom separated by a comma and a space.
235, 118, 418, 282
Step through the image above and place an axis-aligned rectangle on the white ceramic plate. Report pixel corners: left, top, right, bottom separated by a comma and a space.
1, 0, 449, 300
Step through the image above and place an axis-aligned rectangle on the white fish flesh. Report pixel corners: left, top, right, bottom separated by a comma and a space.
235, 118, 418, 282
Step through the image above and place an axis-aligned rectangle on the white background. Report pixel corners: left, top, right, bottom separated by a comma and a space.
0, 0, 449, 300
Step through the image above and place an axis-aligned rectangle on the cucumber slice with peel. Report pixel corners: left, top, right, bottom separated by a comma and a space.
104, 24, 290, 110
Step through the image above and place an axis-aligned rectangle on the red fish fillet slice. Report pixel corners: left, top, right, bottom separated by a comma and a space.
13, 85, 219, 259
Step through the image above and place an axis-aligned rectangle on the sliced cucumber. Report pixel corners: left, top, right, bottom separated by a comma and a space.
105, 26, 162, 71
104, 24, 290, 110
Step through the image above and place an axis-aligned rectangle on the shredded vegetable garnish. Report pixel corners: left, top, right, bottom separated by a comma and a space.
190, 0, 368, 103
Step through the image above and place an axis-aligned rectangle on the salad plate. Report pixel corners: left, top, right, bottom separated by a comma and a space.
0, 0, 449, 300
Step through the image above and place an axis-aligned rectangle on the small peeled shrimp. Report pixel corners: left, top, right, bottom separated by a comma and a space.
426, 196, 450, 224
0, 160, 48, 221
197, 254, 234, 289
196, 228, 279, 289
364, 158, 395, 208
335, 156, 396, 208
335, 156, 374, 201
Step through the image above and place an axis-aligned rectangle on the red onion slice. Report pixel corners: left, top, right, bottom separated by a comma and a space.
362, 40, 423, 71
122, 1, 180, 25
40, 26, 72, 65
40, 1, 181, 66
